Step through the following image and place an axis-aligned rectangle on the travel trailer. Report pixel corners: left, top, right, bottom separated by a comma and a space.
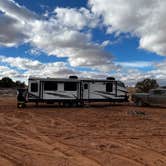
17, 76, 128, 107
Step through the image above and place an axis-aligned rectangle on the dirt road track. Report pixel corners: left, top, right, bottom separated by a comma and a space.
0, 97, 166, 166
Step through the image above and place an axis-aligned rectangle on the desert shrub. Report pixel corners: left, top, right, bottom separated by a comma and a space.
0, 77, 15, 88
15, 81, 26, 88
135, 78, 159, 93
0, 77, 26, 88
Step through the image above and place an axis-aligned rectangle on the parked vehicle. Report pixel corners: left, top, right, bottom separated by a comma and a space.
132, 88, 166, 107
17, 76, 128, 107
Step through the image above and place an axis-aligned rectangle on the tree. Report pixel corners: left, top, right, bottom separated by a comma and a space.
0, 77, 27, 88
0, 77, 15, 88
15, 81, 26, 88
135, 78, 159, 93
161, 86, 166, 89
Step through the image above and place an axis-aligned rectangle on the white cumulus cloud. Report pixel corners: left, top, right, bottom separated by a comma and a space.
54, 7, 99, 30
0, 55, 109, 83
0, 0, 115, 72
89, 0, 166, 56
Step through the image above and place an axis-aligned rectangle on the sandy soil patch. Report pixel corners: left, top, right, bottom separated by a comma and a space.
0, 97, 166, 166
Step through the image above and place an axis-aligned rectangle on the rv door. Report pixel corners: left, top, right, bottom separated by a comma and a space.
83, 82, 89, 99
29, 80, 40, 99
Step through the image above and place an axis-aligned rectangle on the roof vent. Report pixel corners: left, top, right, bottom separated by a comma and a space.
69, 75, 78, 79
107, 77, 115, 80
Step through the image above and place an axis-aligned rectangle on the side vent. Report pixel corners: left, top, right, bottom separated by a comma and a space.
107, 77, 115, 80
69, 75, 78, 79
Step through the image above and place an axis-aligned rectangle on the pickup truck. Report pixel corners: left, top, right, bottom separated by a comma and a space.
132, 88, 166, 107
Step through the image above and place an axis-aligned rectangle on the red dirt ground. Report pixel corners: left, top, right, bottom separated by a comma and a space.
0, 97, 166, 166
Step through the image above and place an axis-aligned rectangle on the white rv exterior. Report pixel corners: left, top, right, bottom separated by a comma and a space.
27, 76, 128, 104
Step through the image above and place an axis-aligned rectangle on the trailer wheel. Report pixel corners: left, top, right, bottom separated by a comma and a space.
136, 100, 144, 107
75, 101, 81, 107
35, 102, 39, 107
72, 101, 79, 107
63, 102, 70, 107
17, 103, 22, 108
17, 103, 26, 108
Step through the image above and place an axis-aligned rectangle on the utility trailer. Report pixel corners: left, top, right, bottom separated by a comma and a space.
17, 76, 128, 107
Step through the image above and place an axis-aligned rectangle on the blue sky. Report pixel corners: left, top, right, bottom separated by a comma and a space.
0, 0, 166, 85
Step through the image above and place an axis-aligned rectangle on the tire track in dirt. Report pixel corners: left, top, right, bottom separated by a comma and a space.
23, 118, 103, 166
0, 98, 166, 165
54, 140, 143, 166
39, 118, 143, 165
49, 116, 166, 166
32, 114, 166, 166
122, 141, 166, 165
0, 113, 102, 166
0, 130, 102, 166
125, 141, 166, 158
94, 139, 166, 166
0, 155, 18, 166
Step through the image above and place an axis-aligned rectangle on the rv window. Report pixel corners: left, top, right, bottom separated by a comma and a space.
152, 90, 166, 95
117, 81, 125, 87
44, 81, 57, 91
84, 84, 88, 89
64, 82, 77, 91
106, 83, 113, 92
31, 83, 38, 92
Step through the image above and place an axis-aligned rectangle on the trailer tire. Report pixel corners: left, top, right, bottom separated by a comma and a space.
136, 100, 144, 107
35, 102, 39, 107
17, 103, 22, 108
71, 102, 77, 107
63, 102, 70, 107
17, 103, 26, 108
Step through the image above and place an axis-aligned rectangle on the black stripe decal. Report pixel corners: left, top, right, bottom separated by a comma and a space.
117, 89, 128, 93
28, 93, 40, 99
95, 90, 115, 95
92, 91, 115, 99
95, 93, 114, 99
93, 91, 126, 99
46, 92, 74, 98
96, 93, 125, 99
